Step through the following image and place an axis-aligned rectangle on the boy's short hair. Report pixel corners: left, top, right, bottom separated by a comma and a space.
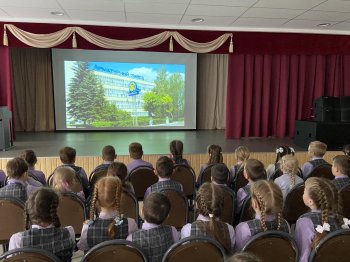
244, 159, 266, 181
129, 142, 143, 159
59, 147, 76, 164
143, 192, 170, 224
156, 156, 174, 178
308, 141, 327, 157
6, 157, 28, 179
333, 155, 350, 176
20, 150, 37, 166
211, 164, 229, 184
102, 145, 116, 161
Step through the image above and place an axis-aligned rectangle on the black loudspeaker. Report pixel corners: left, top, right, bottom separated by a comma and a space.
340, 96, 350, 122
314, 96, 340, 122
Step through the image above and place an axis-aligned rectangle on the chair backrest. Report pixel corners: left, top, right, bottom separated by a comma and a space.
127, 166, 158, 200
160, 189, 188, 230
47, 171, 83, 194
57, 192, 86, 236
239, 196, 254, 223
162, 236, 226, 262
89, 167, 108, 192
198, 164, 216, 186
242, 230, 298, 262
309, 229, 350, 262
0, 197, 26, 244
0, 247, 61, 262
308, 164, 333, 180
81, 239, 147, 262
218, 185, 235, 225
120, 189, 139, 222
234, 169, 248, 193
271, 168, 283, 180
340, 185, 350, 218
172, 164, 196, 200
283, 183, 308, 225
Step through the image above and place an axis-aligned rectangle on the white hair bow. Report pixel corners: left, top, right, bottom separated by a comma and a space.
289, 147, 295, 153
315, 223, 330, 233
342, 218, 350, 229
276, 147, 284, 154
209, 214, 214, 218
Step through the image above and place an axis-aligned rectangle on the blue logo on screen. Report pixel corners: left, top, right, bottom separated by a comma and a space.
128, 81, 141, 96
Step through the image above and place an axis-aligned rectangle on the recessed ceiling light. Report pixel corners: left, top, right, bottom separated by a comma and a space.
50, 11, 64, 16
191, 18, 204, 23
317, 23, 331, 28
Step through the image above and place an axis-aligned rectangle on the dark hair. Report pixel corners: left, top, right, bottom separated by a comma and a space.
207, 144, 223, 165
26, 188, 61, 227
59, 147, 76, 164
156, 156, 174, 178
244, 159, 266, 181
274, 145, 294, 163
343, 144, 350, 156
211, 164, 229, 184
20, 150, 37, 166
129, 142, 143, 159
143, 192, 170, 224
102, 145, 116, 161
226, 252, 263, 262
170, 140, 184, 163
6, 157, 28, 179
107, 162, 128, 182
333, 155, 350, 176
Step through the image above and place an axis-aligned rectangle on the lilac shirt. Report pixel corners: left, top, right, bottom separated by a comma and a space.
274, 173, 304, 200
126, 221, 179, 242
77, 210, 138, 251
181, 214, 235, 250
0, 170, 6, 186
302, 157, 323, 179
235, 182, 251, 214
9, 224, 75, 250
235, 214, 291, 251
127, 159, 153, 174
28, 168, 46, 185
144, 177, 183, 200
7, 178, 40, 198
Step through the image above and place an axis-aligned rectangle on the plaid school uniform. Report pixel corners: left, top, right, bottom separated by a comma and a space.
247, 217, 290, 236
310, 159, 329, 168
299, 212, 342, 232
87, 217, 129, 248
22, 227, 74, 262
132, 225, 174, 262
332, 177, 350, 191
190, 220, 231, 242
0, 183, 27, 202
149, 180, 182, 193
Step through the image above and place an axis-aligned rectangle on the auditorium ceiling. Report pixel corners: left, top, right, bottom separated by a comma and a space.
0, 0, 350, 34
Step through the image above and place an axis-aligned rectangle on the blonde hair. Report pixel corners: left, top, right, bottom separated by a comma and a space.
250, 180, 283, 231
235, 146, 250, 162
89, 176, 123, 239
52, 166, 75, 193
280, 155, 299, 188
308, 141, 327, 157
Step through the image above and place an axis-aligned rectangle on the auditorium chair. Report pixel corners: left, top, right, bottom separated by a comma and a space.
127, 166, 157, 201
120, 188, 139, 222
81, 239, 147, 262
197, 164, 216, 186
162, 236, 226, 262
238, 196, 254, 224
159, 189, 188, 230
0, 247, 61, 262
283, 183, 308, 225
340, 184, 350, 218
89, 166, 108, 192
242, 231, 298, 262
234, 169, 248, 193
308, 229, 350, 262
217, 185, 235, 225
171, 164, 196, 203
307, 164, 333, 180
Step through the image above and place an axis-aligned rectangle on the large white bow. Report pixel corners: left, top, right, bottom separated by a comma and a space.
342, 218, 350, 229
315, 223, 330, 233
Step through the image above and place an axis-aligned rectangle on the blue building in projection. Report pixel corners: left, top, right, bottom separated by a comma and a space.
92, 65, 155, 117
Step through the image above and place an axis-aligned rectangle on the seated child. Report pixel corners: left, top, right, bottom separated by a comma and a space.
57, 146, 89, 198
331, 155, 350, 190
9, 188, 75, 261
230, 146, 250, 178
295, 177, 347, 262
211, 163, 231, 187
181, 182, 235, 253
20, 149, 46, 185
169, 140, 190, 166
235, 180, 290, 250
197, 144, 223, 185
0, 169, 6, 187
91, 145, 117, 172
343, 144, 350, 156
302, 141, 329, 179
127, 192, 179, 262
144, 156, 183, 200
226, 252, 263, 262
235, 159, 266, 215
127, 142, 153, 174
274, 155, 304, 200
77, 176, 138, 251
52, 166, 85, 200
266, 145, 294, 179
107, 161, 135, 193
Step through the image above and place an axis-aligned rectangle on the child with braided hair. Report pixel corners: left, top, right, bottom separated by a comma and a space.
181, 182, 235, 253
197, 144, 224, 185
52, 166, 85, 200
77, 176, 138, 251
235, 180, 290, 250
230, 146, 250, 178
9, 188, 75, 262
169, 140, 190, 166
266, 145, 295, 179
295, 177, 348, 262
274, 155, 304, 200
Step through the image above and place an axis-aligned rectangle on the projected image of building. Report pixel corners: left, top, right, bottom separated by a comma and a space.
92, 67, 155, 117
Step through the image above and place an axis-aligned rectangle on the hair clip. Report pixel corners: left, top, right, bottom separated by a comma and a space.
342, 218, 350, 229
87, 220, 94, 226
114, 214, 124, 227
209, 214, 214, 218
276, 147, 284, 154
315, 223, 330, 233
289, 147, 295, 153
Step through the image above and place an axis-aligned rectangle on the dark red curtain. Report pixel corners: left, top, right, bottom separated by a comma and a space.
226, 54, 350, 139
0, 46, 12, 109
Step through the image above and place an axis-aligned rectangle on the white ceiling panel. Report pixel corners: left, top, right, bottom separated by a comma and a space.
296, 10, 350, 22
283, 19, 336, 29
254, 0, 326, 9
232, 17, 288, 28
124, 0, 190, 3
0, 0, 60, 8
181, 15, 237, 26
58, 0, 124, 12
0, 8, 10, 18
186, 5, 248, 17
65, 10, 125, 23
313, 0, 350, 12
242, 7, 305, 19
125, 2, 188, 14
126, 13, 182, 25
1, 7, 67, 20
190, 0, 257, 7
329, 21, 350, 30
